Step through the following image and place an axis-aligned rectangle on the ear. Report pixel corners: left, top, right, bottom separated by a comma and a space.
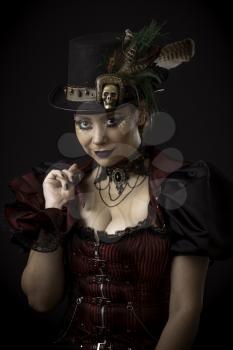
137, 100, 148, 126
138, 111, 147, 126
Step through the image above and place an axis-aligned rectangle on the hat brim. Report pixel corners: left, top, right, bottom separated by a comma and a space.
48, 84, 165, 114
48, 85, 109, 113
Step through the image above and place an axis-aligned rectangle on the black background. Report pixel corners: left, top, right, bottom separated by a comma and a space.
1, 1, 233, 349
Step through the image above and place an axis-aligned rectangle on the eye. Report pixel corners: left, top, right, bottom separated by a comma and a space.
75, 120, 92, 130
106, 116, 123, 127
106, 117, 117, 127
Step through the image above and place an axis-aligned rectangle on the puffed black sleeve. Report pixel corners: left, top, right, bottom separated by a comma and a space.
159, 160, 233, 260
4, 161, 77, 251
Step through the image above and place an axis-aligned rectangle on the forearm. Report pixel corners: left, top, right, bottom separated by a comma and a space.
155, 309, 201, 350
21, 247, 65, 312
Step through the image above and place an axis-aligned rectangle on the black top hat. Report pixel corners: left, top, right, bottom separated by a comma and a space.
49, 21, 195, 114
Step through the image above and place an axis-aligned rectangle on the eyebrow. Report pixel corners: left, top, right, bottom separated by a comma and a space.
74, 112, 124, 121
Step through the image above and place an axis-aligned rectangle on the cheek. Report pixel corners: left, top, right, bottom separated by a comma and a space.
118, 119, 128, 132
75, 127, 90, 146
116, 118, 138, 137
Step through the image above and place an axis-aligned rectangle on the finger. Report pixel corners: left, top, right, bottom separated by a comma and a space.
65, 164, 84, 184
46, 174, 69, 191
68, 163, 79, 174
56, 175, 70, 191
46, 170, 73, 190
46, 169, 64, 180
61, 169, 74, 183
61, 169, 81, 184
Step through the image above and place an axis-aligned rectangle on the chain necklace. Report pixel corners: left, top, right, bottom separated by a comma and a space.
93, 150, 149, 208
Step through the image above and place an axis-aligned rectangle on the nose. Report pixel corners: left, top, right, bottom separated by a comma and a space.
92, 124, 108, 145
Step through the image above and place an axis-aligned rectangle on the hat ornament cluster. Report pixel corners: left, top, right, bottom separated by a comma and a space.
50, 21, 195, 113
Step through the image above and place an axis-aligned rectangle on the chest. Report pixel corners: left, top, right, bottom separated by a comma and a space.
77, 174, 152, 235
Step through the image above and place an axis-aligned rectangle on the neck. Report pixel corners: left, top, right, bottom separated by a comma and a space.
94, 145, 149, 186
106, 143, 145, 168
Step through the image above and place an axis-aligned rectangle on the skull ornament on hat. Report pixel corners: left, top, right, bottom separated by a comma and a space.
102, 85, 118, 110
49, 21, 195, 113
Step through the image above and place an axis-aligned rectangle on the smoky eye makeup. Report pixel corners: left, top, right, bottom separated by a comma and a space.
75, 119, 92, 130
73, 114, 90, 128
101, 114, 126, 128
74, 113, 126, 130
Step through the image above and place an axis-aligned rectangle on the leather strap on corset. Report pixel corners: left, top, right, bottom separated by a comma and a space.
59, 338, 156, 350
73, 340, 134, 350
84, 296, 111, 306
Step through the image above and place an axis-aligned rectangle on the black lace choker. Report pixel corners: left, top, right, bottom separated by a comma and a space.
93, 146, 149, 206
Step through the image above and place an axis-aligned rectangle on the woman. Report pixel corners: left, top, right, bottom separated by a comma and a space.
4, 22, 233, 350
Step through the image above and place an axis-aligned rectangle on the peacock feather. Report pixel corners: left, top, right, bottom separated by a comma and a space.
103, 20, 194, 112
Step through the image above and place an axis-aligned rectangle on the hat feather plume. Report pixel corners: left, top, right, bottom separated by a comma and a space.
105, 21, 195, 112
107, 20, 164, 75
155, 38, 195, 69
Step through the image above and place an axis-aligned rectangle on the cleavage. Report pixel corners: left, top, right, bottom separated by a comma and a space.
78, 175, 151, 235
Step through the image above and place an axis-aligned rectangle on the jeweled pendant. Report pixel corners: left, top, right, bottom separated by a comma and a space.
111, 168, 128, 194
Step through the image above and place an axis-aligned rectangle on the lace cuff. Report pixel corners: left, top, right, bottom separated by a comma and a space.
31, 208, 66, 252
32, 229, 61, 252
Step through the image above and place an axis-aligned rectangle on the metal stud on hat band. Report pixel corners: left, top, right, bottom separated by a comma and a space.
65, 86, 96, 102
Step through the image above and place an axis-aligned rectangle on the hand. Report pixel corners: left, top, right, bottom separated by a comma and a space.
43, 163, 84, 209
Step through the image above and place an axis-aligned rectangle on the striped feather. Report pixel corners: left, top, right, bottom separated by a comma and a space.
155, 38, 195, 69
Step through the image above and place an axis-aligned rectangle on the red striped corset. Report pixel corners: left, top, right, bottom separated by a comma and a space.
55, 223, 171, 349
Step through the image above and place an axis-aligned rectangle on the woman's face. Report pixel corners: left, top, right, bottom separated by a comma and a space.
74, 103, 142, 167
